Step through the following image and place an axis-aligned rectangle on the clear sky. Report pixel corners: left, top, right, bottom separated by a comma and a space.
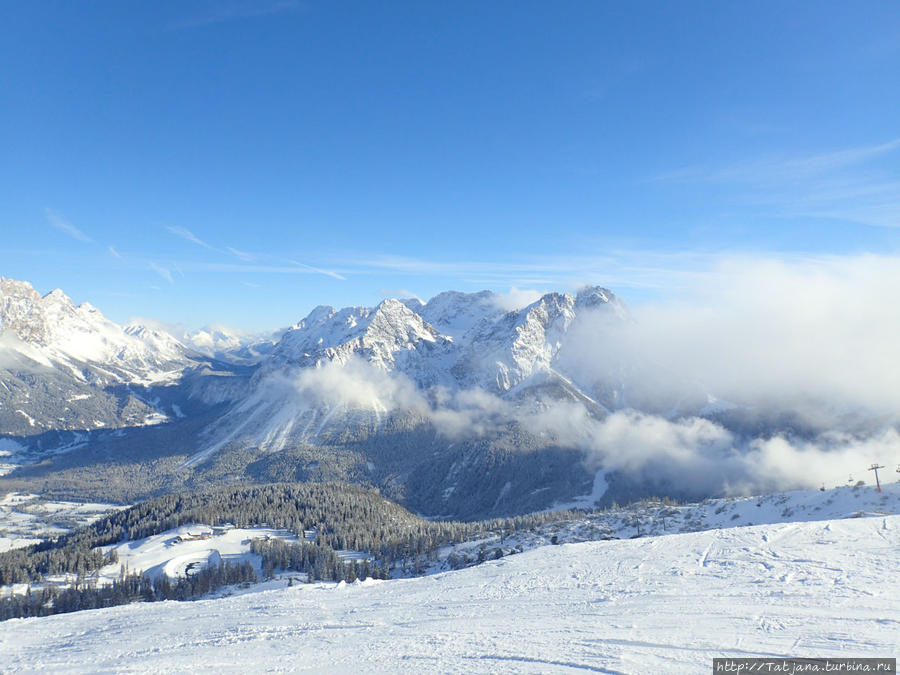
1, 1, 899, 331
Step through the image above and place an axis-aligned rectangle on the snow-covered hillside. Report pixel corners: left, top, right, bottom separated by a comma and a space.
0, 277, 256, 467
434, 482, 900, 569
0, 277, 190, 385
0, 492, 122, 553
0, 278, 201, 436
99, 525, 298, 583
2, 513, 896, 673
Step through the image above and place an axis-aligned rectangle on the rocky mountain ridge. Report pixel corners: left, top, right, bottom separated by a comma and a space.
0, 277, 247, 438
0, 277, 716, 518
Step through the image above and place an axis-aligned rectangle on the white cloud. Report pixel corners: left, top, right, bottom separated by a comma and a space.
245, 253, 900, 498
619, 254, 900, 418
46, 209, 92, 242
491, 286, 545, 312
149, 262, 175, 285
265, 357, 900, 497
227, 247, 256, 262
655, 137, 900, 229
166, 225, 213, 249
288, 260, 347, 281
538, 409, 900, 496
278, 358, 427, 413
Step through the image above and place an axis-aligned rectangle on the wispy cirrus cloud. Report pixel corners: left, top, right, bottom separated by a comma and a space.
166, 225, 213, 249
155, 226, 348, 284
658, 137, 900, 184
168, 0, 303, 31
328, 250, 714, 294
166, 228, 285, 267
108, 245, 122, 259
149, 262, 175, 285
227, 246, 256, 262
288, 260, 346, 281
779, 138, 900, 177
45, 209, 92, 242
173, 260, 347, 281
150, 249, 708, 296
655, 137, 900, 229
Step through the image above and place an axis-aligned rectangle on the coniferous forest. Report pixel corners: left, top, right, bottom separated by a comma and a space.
0, 482, 572, 621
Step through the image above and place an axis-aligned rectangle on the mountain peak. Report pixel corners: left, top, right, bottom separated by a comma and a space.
375, 297, 409, 311
43, 287, 73, 304
574, 285, 629, 319
271, 296, 447, 371
1, 275, 195, 383
1, 276, 40, 301
299, 305, 338, 326
419, 289, 503, 341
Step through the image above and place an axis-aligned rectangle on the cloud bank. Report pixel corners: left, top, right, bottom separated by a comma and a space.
252, 253, 900, 498
621, 254, 900, 418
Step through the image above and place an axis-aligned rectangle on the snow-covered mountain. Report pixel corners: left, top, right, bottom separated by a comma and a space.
0, 278, 190, 384
416, 289, 503, 340
6, 276, 893, 520
184, 325, 282, 365
449, 287, 628, 393
172, 286, 660, 516
0, 278, 641, 447
267, 298, 451, 375
190, 287, 631, 467
0, 277, 781, 517
1, 278, 650, 515
263, 286, 627, 397
0, 277, 246, 437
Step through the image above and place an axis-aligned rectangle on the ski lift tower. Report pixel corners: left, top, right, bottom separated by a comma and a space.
868, 464, 885, 492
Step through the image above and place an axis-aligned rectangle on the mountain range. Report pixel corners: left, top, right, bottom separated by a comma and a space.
0, 275, 833, 518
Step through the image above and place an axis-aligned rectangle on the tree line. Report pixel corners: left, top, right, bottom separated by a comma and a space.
0, 560, 257, 621
0, 481, 573, 621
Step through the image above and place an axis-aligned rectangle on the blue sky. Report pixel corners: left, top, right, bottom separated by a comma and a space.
1, 1, 899, 331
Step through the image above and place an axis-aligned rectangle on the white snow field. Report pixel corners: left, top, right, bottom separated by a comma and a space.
0, 525, 300, 598
2, 514, 897, 674
0, 493, 122, 553
99, 525, 298, 583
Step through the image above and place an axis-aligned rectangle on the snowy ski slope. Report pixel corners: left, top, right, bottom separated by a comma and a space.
2, 513, 897, 673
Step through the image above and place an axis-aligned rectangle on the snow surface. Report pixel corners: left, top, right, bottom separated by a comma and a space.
99, 524, 298, 583
1, 522, 369, 598
0, 493, 122, 553
1, 515, 897, 673
0, 438, 26, 477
